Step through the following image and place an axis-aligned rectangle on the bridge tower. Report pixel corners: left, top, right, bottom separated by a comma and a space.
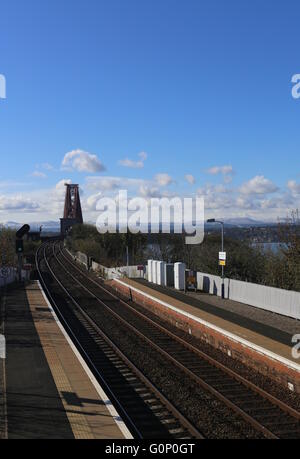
60, 184, 83, 235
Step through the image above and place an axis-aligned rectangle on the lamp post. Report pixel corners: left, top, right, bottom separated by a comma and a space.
207, 218, 225, 299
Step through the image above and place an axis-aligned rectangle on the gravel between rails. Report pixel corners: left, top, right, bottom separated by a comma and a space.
107, 283, 300, 413
51, 254, 264, 438
62, 248, 300, 414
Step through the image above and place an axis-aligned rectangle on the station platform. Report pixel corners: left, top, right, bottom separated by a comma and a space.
110, 277, 300, 393
0, 281, 130, 439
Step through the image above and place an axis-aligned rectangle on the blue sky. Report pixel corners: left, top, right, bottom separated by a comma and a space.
0, 0, 300, 222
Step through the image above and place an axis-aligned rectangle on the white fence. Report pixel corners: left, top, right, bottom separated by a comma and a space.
76, 251, 89, 268
197, 272, 229, 298
70, 252, 145, 279
197, 271, 300, 320
71, 249, 300, 320
91, 260, 146, 280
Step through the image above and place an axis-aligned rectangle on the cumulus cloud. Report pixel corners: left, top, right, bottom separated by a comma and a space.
287, 180, 300, 196
235, 196, 255, 210
154, 173, 173, 187
139, 185, 162, 198
0, 195, 40, 211
85, 174, 175, 203
197, 184, 234, 210
53, 179, 72, 200
206, 165, 234, 184
207, 165, 233, 175
198, 184, 231, 196
62, 150, 105, 173
86, 192, 102, 211
185, 174, 195, 185
119, 151, 148, 169
239, 175, 278, 195
86, 176, 146, 193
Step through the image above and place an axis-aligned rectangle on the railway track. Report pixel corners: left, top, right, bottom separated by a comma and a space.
38, 240, 300, 439
36, 241, 204, 440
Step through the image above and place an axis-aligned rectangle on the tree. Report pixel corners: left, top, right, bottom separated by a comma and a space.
67, 224, 148, 267
276, 210, 300, 291
0, 227, 16, 268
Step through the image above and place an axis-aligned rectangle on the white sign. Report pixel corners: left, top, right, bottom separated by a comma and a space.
219, 252, 226, 261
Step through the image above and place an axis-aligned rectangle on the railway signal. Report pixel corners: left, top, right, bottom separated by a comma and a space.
16, 239, 24, 254
16, 224, 30, 240
16, 224, 30, 282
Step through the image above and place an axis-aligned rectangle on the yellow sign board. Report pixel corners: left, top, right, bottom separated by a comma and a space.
219, 260, 226, 266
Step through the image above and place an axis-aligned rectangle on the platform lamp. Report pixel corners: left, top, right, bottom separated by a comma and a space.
207, 219, 225, 299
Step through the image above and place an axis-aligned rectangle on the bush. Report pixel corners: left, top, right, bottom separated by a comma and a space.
0, 227, 16, 267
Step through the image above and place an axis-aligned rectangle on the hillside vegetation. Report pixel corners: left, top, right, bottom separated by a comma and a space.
66, 211, 300, 292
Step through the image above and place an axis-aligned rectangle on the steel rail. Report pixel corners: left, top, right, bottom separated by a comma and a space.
52, 242, 287, 439
59, 243, 300, 422
37, 242, 203, 439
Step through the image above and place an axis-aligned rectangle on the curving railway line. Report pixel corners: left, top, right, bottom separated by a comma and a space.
36, 240, 300, 439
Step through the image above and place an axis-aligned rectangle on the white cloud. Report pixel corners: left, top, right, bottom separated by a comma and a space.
118, 151, 148, 169
207, 165, 233, 175
287, 180, 300, 196
86, 192, 102, 211
139, 151, 147, 161
62, 149, 105, 173
197, 184, 234, 210
54, 179, 72, 200
235, 196, 255, 210
32, 171, 47, 179
154, 173, 173, 187
0, 180, 34, 189
206, 165, 234, 183
139, 185, 162, 198
119, 158, 144, 169
198, 183, 231, 196
185, 174, 195, 185
42, 163, 54, 171
86, 175, 146, 193
0, 195, 40, 211
239, 175, 278, 195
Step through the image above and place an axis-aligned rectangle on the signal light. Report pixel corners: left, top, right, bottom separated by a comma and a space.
16, 224, 30, 239
16, 239, 24, 254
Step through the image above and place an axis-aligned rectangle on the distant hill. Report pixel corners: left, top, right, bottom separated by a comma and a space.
223, 218, 270, 227
1, 220, 60, 232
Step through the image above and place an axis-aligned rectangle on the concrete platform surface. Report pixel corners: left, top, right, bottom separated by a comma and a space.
0, 281, 129, 439
114, 278, 300, 370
